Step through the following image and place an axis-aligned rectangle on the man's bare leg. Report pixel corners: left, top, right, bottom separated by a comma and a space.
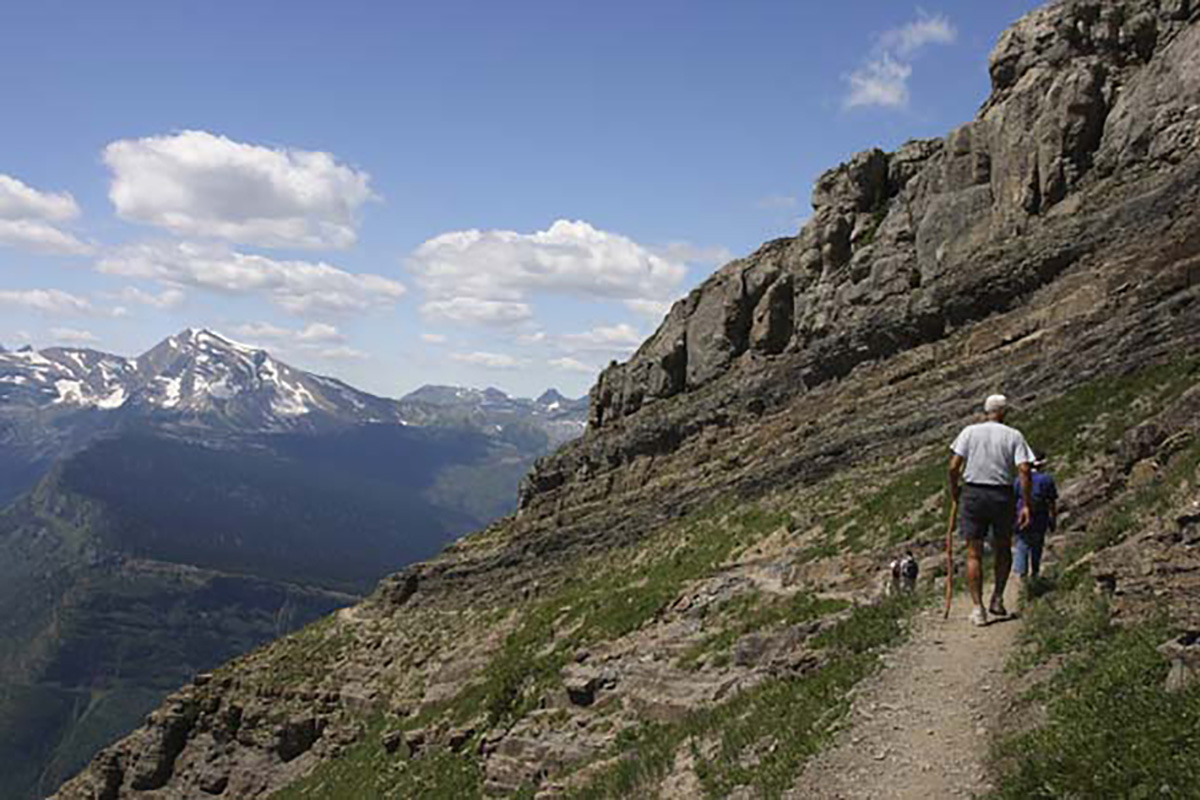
992, 536, 1013, 614
967, 538, 986, 610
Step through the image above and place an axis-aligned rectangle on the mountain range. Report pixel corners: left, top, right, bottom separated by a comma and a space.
0, 330, 585, 800
0, 328, 585, 505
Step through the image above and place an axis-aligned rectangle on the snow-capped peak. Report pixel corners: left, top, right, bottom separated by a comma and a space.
0, 327, 405, 432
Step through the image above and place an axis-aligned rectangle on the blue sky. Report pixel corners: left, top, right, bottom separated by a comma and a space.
0, 0, 1042, 398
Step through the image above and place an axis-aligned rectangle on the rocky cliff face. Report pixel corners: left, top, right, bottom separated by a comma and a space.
54, 2, 1200, 798
578, 0, 1197, 434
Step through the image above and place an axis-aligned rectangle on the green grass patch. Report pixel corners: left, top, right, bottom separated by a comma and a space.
809, 456, 947, 557
270, 716, 483, 800
247, 615, 353, 690
470, 504, 791, 728
993, 589, 1200, 799
1007, 584, 1112, 675
568, 593, 920, 799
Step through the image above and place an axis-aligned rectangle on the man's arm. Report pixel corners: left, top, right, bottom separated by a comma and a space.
1017, 462, 1033, 529
949, 454, 965, 502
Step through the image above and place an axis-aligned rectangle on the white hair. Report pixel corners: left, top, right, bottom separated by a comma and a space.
984, 394, 1008, 413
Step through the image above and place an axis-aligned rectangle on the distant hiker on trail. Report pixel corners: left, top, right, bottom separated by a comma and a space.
1013, 454, 1058, 604
947, 394, 1035, 626
889, 551, 919, 595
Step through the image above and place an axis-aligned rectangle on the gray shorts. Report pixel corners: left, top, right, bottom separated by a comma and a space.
960, 484, 1015, 542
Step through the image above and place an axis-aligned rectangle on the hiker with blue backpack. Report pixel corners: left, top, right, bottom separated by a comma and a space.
1013, 454, 1058, 608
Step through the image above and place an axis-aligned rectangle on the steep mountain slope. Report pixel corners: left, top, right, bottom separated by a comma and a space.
56, 2, 1200, 797
0, 424, 492, 800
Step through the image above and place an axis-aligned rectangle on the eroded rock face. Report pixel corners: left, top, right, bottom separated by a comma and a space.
579, 0, 1200, 449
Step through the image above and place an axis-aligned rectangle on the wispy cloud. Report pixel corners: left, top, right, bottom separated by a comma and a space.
49, 327, 99, 344
233, 321, 346, 344
548, 356, 595, 374
229, 321, 366, 362
844, 12, 956, 110
109, 286, 186, 310
450, 351, 525, 369
561, 323, 642, 356
879, 14, 958, 57
0, 174, 92, 255
0, 288, 93, 315
98, 240, 405, 316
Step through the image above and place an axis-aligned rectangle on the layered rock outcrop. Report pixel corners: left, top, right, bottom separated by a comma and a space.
579, 0, 1197, 437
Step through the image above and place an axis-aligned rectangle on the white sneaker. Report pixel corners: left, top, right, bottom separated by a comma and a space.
969, 606, 989, 627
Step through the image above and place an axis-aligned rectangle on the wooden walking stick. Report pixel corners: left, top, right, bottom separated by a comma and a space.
944, 491, 959, 620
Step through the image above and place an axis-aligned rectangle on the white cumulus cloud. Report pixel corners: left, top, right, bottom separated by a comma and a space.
0, 174, 92, 255
410, 219, 687, 326
103, 130, 376, 249
846, 55, 914, 109
0, 288, 93, 315
97, 240, 405, 315
844, 13, 956, 110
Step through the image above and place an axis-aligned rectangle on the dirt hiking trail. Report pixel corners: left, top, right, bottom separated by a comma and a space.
786, 582, 1022, 799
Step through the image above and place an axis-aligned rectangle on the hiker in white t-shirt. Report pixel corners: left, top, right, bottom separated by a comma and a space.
948, 394, 1035, 627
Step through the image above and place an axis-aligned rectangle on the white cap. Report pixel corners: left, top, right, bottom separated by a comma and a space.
984, 394, 1008, 413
